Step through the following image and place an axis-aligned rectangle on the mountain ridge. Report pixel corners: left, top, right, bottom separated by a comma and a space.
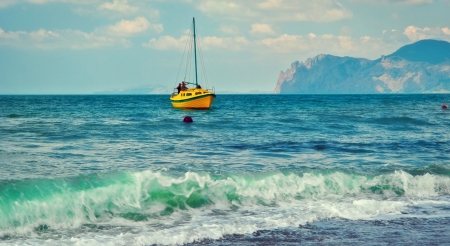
274, 39, 450, 94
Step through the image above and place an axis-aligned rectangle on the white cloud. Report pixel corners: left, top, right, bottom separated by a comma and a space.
401, 0, 433, 4
142, 35, 189, 50
0, 0, 160, 19
95, 0, 160, 18
143, 30, 399, 60
0, 17, 162, 49
258, 0, 283, 9
340, 26, 353, 36
146, 22, 450, 60
0, 28, 124, 49
1, 0, 96, 6
105, 16, 162, 37
382, 29, 410, 43
196, 1, 257, 21
196, 0, 352, 23
388, 0, 433, 4
0, 0, 17, 8
0, 28, 23, 39
98, 0, 138, 14
350, 0, 433, 4
250, 23, 275, 35
260, 34, 307, 53
403, 25, 450, 41
259, 33, 398, 59
220, 25, 240, 35
443, 27, 450, 35
31, 29, 59, 39
201, 36, 250, 50
143, 35, 250, 51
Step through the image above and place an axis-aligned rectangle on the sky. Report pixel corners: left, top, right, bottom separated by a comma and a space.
1, 0, 450, 94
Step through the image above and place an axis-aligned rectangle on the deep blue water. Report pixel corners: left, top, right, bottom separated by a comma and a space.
0, 94, 450, 245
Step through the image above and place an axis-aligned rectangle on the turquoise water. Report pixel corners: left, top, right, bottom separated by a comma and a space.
1, 94, 450, 245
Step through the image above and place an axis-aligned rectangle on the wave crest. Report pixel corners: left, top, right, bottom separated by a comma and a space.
1, 169, 449, 235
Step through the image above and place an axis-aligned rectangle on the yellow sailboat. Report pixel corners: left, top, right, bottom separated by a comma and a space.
170, 18, 216, 109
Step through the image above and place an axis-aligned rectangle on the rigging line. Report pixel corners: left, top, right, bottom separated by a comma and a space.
197, 34, 209, 88
197, 33, 204, 85
198, 41, 207, 87
188, 32, 194, 83
188, 23, 195, 85
183, 22, 191, 83
201, 43, 209, 88
175, 28, 191, 87
184, 28, 193, 82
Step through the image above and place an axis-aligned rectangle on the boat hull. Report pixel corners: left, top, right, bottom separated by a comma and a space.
170, 92, 216, 109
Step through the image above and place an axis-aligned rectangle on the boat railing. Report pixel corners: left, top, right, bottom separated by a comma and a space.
171, 86, 215, 97
171, 88, 179, 98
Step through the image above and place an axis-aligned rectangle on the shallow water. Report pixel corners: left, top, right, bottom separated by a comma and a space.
0, 94, 449, 245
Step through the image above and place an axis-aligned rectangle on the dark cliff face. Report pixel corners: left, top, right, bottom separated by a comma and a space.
274, 39, 450, 94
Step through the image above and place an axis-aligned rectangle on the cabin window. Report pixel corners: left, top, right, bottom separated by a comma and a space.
186, 93, 192, 96
182, 93, 185, 96
195, 92, 202, 95
203, 92, 208, 94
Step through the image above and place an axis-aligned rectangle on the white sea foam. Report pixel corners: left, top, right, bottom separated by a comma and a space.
1, 169, 450, 245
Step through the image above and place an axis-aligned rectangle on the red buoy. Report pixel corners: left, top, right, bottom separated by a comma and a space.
443, 105, 448, 109
183, 116, 193, 123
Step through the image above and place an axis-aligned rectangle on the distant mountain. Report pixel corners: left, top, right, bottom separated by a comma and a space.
94, 84, 173, 94
274, 39, 450, 94
386, 39, 450, 65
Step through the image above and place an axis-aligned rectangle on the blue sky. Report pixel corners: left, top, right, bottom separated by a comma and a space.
1, 0, 450, 94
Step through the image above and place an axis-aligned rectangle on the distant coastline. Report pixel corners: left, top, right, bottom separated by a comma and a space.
93, 85, 274, 95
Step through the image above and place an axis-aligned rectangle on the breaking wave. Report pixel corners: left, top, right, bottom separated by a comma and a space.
1, 169, 450, 240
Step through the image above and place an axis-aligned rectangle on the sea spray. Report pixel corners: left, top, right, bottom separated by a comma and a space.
2, 169, 450, 239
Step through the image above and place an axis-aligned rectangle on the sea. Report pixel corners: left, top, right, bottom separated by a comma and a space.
1, 94, 450, 245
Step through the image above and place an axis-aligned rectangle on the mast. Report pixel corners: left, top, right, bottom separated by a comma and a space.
193, 17, 198, 87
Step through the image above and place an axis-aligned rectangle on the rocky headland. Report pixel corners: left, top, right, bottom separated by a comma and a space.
274, 39, 450, 94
